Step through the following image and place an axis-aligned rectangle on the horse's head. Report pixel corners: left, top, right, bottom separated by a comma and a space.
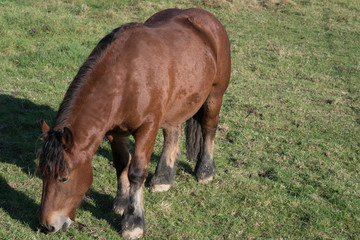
38, 120, 93, 234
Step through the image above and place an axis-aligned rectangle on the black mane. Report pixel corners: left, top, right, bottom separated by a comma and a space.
53, 22, 142, 129
40, 23, 143, 178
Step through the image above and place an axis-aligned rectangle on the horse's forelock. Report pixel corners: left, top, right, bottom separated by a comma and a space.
39, 130, 69, 179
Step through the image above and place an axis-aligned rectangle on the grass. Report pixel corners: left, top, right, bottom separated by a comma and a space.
0, 0, 359, 239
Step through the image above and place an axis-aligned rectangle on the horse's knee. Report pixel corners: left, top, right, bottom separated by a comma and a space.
128, 164, 147, 188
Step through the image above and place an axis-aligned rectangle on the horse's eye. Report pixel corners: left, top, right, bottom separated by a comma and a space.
59, 177, 69, 183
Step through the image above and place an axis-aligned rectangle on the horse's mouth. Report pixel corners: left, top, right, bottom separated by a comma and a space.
40, 223, 55, 234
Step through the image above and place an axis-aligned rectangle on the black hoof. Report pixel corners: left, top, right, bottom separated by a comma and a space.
149, 173, 173, 192
195, 153, 215, 183
121, 210, 145, 239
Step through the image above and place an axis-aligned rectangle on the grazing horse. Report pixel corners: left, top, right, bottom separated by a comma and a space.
38, 8, 230, 239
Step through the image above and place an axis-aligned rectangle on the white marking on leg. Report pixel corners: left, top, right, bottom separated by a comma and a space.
165, 142, 180, 168
119, 153, 131, 194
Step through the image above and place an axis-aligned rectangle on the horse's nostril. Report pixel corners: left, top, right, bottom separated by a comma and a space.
40, 223, 56, 234
48, 225, 55, 232
40, 223, 49, 234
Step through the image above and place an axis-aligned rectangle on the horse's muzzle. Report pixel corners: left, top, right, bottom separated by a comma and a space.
40, 223, 56, 234
39, 217, 72, 234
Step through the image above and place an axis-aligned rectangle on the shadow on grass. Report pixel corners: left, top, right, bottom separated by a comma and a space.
0, 94, 162, 234
0, 94, 193, 234
0, 93, 55, 175
178, 160, 194, 175
81, 189, 123, 231
0, 174, 39, 230
0, 94, 55, 231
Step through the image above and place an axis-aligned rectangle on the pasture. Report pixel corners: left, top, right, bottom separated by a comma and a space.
0, 0, 359, 239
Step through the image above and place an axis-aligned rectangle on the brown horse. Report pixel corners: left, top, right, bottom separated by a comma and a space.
38, 8, 230, 239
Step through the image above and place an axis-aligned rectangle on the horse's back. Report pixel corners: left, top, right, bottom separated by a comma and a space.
143, 7, 231, 90
103, 8, 230, 129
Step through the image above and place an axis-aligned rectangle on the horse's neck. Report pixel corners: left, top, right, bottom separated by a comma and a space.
72, 114, 109, 159
58, 98, 111, 160
56, 54, 120, 158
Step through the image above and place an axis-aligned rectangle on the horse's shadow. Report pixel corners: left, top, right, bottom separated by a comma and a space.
0, 94, 121, 232
81, 189, 122, 231
0, 94, 163, 233
0, 93, 55, 231
0, 94, 194, 234
0, 93, 54, 174
0, 175, 39, 230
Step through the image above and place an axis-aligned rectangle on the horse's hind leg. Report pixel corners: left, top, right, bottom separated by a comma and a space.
106, 133, 130, 215
196, 89, 226, 183
150, 124, 182, 192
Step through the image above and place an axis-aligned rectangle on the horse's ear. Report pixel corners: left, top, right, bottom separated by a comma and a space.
62, 127, 74, 152
41, 120, 50, 139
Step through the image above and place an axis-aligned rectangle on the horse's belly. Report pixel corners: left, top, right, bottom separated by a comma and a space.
161, 56, 216, 126
160, 70, 215, 127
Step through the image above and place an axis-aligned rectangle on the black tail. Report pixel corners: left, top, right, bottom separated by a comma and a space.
185, 108, 204, 162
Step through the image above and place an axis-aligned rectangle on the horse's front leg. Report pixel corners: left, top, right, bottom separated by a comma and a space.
106, 133, 131, 215
121, 123, 158, 239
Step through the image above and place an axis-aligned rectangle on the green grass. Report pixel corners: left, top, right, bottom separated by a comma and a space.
1, 0, 359, 239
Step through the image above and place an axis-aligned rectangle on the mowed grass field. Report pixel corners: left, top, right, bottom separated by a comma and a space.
0, 0, 359, 239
